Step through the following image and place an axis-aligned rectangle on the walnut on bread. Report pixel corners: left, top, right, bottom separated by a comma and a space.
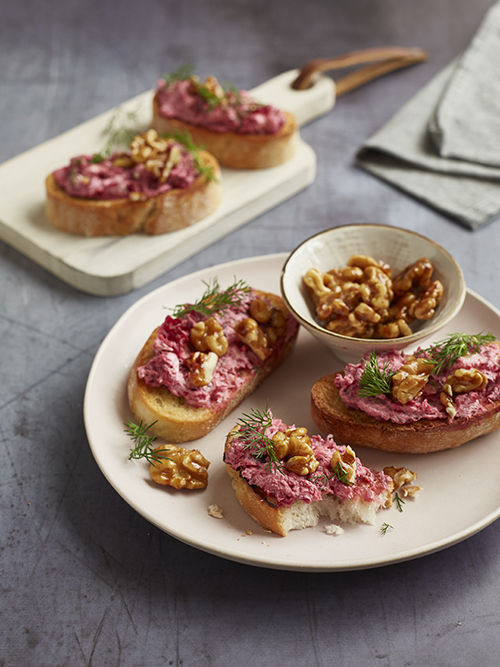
127, 279, 300, 443
152, 66, 299, 169
45, 128, 222, 236
311, 333, 500, 454
223, 408, 396, 537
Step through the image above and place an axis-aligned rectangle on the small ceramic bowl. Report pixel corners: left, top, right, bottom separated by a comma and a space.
280, 224, 466, 364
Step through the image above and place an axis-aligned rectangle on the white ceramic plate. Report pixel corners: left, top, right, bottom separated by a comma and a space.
84, 253, 500, 571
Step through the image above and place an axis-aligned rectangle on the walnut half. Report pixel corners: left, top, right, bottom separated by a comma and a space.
149, 445, 210, 489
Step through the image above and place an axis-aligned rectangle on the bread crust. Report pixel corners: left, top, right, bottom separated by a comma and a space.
45, 151, 221, 237
152, 93, 299, 170
224, 425, 386, 536
127, 292, 299, 443
311, 373, 500, 454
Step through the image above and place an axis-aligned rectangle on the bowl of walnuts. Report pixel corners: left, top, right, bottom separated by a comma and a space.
280, 224, 466, 363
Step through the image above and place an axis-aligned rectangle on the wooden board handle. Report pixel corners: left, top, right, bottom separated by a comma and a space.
291, 47, 428, 96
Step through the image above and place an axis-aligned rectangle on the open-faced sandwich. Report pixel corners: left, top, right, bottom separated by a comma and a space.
152, 66, 298, 170
128, 279, 300, 443
223, 407, 416, 536
311, 333, 500, 454
45, 128, 221, 236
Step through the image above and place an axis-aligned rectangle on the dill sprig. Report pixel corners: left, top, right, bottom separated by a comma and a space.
311, 461, 354, 489
125, 420, 171, 465
163, 63, 195, 86
160, 128, 218, 182
170, 277, 251, 319
420, 332, 496, 375
380, 522, 394, 536
91, 105, 140, 162
394, 493, 405, 513
237, 406, 284, 475
358, 351, 395, 398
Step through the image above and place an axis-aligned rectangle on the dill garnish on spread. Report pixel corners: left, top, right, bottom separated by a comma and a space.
237, 406, 285, 475
170, 278, 251, 319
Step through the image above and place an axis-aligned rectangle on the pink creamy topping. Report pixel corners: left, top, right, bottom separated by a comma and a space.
224, 416, 391, 507
137, 290, 299, 409
335, 343, 500, 424
52, 145, 198, 200
156, 78, 285, 135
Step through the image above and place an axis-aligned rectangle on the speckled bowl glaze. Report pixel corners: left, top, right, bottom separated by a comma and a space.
280, 224, 466, 364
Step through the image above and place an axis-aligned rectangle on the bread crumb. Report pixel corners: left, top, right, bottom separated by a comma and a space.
247, 530, 253, 535
207, 504, 224, 519
325, 524, 344, 536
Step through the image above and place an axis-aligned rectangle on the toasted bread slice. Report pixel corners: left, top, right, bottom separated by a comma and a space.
152, 93, 298, 170
45, 150, 221, 237
224, 425, 390, 537
311, 372, 500, 454
127, 292, 299, 443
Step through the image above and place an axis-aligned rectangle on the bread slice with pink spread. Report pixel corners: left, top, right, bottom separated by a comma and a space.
45, 129, 221, 236
311, 334, 500, 454
127, 280, 300, 443
224, 409, 394, 536
152, 68, 298, 170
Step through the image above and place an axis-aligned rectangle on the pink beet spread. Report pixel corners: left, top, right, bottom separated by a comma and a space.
156, 78, 285, 135
137, 290, 299, 409
52, 144, 198, 201
224, 415, 392, 508
335, 343, 500, 425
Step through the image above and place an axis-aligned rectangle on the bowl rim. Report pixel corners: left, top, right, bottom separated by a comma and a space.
280, 223, 467, 346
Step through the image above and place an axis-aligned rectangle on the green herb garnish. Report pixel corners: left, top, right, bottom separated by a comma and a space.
160, 128, 218, 182
380, 522, 394, 535
91, 105, 140, 162
170, 277, 251, 319
358, 351, 395, 398
331, 461, 354, 486
163, 63, 196, 87
394, 493, 405, 513
125, 420, 170, 464
420, 332, 496, 375
237, 406, 284, 475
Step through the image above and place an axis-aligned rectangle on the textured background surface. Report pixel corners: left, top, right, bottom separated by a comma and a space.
2, 1, 500, 665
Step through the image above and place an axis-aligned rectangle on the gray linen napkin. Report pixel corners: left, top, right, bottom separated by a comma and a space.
356, 1, 500, 230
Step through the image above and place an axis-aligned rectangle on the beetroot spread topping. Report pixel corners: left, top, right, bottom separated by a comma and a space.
224, 414, 391, 508
336, 341, 500, 424
156, 74, 286, 135
52, 130, 200, 201
137, 286, 299, 409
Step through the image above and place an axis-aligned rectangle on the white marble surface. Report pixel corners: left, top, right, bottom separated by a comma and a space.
2, 1, 500, 665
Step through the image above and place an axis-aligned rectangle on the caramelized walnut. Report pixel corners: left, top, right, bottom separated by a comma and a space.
149, 445, 210, 489
330, 445, 357, 484
440, 368, 488, 419
391, 356, 435, 405
271, 427, 319, 475
234, 317, 272, 361
303, 254, 443, 340
190, 317, 228, 356
186, 351, 218, 387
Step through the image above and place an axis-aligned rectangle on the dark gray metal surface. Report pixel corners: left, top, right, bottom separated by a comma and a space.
2, 1, 499, 665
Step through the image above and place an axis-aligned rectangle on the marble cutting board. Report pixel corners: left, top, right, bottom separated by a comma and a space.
0, 71, 335, 296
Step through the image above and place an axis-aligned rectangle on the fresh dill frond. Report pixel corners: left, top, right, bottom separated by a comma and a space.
125, 420, 171, 464
160, 128, 218, 182
311, 461, 353, 489
101, 105, 140, 157
170, 277, 251, 318
358, 351, 394, 398
421, 332, 496, 375
237, 405, 284, 475
331, 461, 354, 486
380, 522, 394, 535
163, 63, 195, 86
394, 492, 405, 513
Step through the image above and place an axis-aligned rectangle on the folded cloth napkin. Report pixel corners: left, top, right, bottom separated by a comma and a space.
356, 0, 500, 230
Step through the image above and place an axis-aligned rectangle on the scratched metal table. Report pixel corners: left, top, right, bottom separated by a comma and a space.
2, 1, 500, 665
